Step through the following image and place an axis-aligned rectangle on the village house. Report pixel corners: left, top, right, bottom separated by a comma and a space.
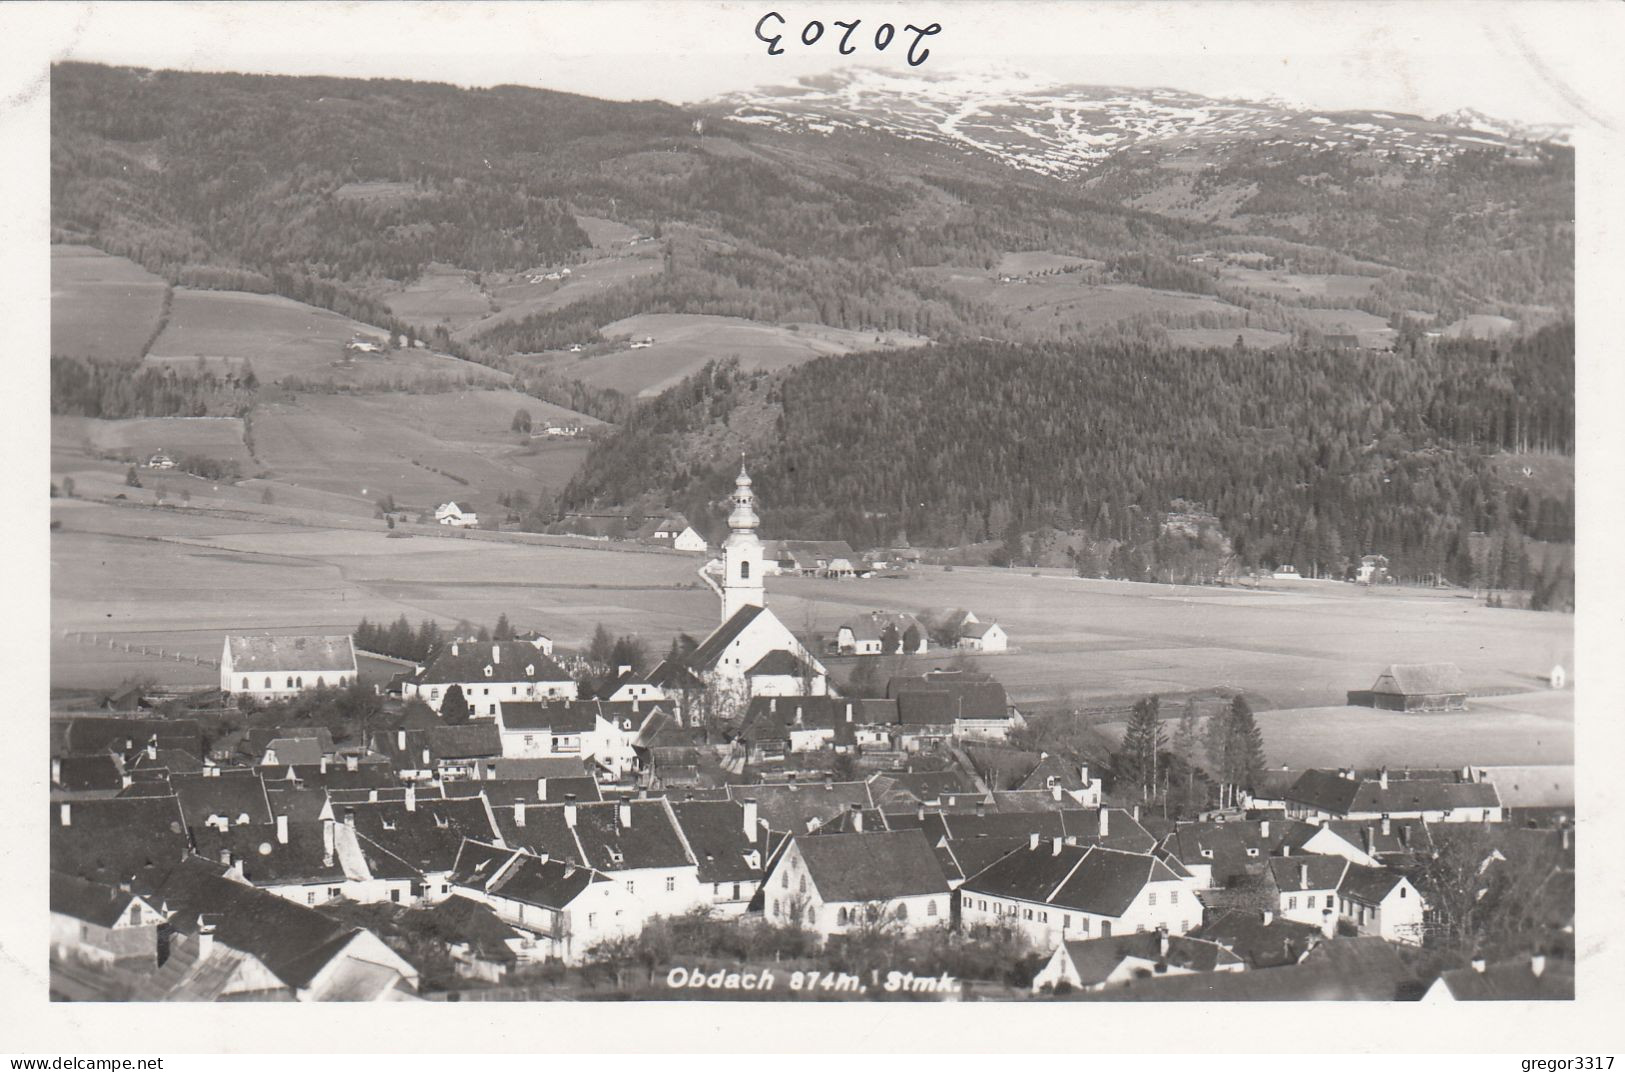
1191, 908, 1327, 969
403, 639, 577, 716
49, 871, 164, 968
760, 539, 857, 577
1337, 863, 1427, 944
670, 799, 766, 916
1265, 856, 1347, 934
1282, 768, 1503, 823
424, 894, 530, 982
957, 620, 1009, 653
958, 840, 1202, 944
888, 669, 1018, 745
767, 827, 951, 938
733, 696, 867, 761
146, 449, 176, 470
1030, 929, 1244, 993
435, 502, 478, 528
334, 793, 506, 905
1347, 663, 1469, 711
1424, 953, 1574, 1001
834, 611, 929, 656
494, 699, 638, 776
448, 841, 633, 965
643, 515, 708, 552
1356, 554, 1391, 584
1156, 817, 1375, 890
220, 635, 358, 703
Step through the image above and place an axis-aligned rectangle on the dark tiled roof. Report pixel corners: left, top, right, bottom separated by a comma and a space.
747, 650, 813, 677
470, 757, 590, 780
344, 797, 501, 874
425, 894, 522, 962
441, 777, 602, 805
494, 800, 694, 872
671, 801, 765, 883
1337, 863, 1407, 904
1436, 958, 1574, 999
498, 701, 564, 731
244, 727, 336, 760
191, 820, 348, 886
684, 605, 765, 672
487, 852, 606, 909
155, 856, 367, 990
63, 717, 203, 758
1081, 937, 1416, 1001
1192, 909, 1326, 969
792, 830, 949, 902
725, 781, 875, 835
1265, 855, 1350, 892
1286, 770, 1500, 815
171, 771, 274, 830
56, 755, 123, 792
50, 796, 191, 890
427, 723, 503, 760
50, 870, 146, 928
962, 843, 1178, 917
415, 641, 571, 686
644, 659, 707, 692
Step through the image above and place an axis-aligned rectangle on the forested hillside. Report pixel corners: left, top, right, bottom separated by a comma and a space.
564, 323, 1573, 598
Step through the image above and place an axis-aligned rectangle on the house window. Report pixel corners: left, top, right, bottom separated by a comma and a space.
1136, 923, 1146, 933
1024, 908, 1033, 920
430, 688, 440, 701
740, 561, 750, 580
770, 901, 778, 918
782, 872, 790, 889
489, 704, 496, 715
732, 883, 741, 901
329, 888, 341, 900
307, 891, 317, 905
807, 906, 817, 926
1399, 887, 1407, 898
1170, 891, 1179, 905
626, 880, 635, 894
296, 676, 304, 688
1288, 896, 1298, 910
316, 676, 325, 688
390, 889, 401, 903
1038, 911, 1047, 923
264, 677, 273, 690
1080, 918, 1090, 935
129, 904, 142, 925
927, 900, 938, 917
1180, 920, 1190, 933
799, 876, 807, 895
665, 876, 675, 893
242, 677, 250, 690
1148, 892, 1157, 907
838, 907, 849, 926
1326, 895, 1335, 908
286, 676, 295, 688
588, 913, 596, 926
896, 902, 909, 922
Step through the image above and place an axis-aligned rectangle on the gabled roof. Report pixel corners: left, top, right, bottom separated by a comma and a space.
962, 843, 1180, 917
1285, 770, 1500, 815
737, 696, 856, 742
51, 795, 191, 890
746, 650, 813, 678
62, 717, 203, 759
1191, 909, 1325, 969
443, 776, 602, 806
225, 635, 357, 673
644, 659, 707, 692
155, 856, 371, 991
50, 870, 147, 928
670, 801, 764, 883
469, 756, 590, 780
55, 754, 124, 792
171, 771, 275, 831
414, 641, 572, 686
486, 851, 606, 909
684, 605, 766, 672
725, 781, 875, 835
426, 894, 523, 962
1080, 937, 1416, 1001
1056, 933, 1243, 986
1369, 663, 1467, 695
1266, 855, 1350, 892
342, 798, 502, 875
494, 800, 694, 872
427, 723, 503, 760
888, 672, 1009, 722
190, 820, 348, 886
791, 830, 949, 902
1338, 863, 1409, 904
244, 727, 336, 760
960, 621, 1001, 638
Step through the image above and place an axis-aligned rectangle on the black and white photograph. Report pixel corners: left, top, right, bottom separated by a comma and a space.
6, 0, 1624, 1052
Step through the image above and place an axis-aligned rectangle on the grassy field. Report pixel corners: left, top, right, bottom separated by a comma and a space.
522, 313, 926, 398
1292, 307, 1394, 335
52, 501, 1574, 772
249, 390, 599, 510
450, 252, 663, 344
913, 267, 1251, 335
574, 215, 641, 249
54, 416, 253, 469
148, 289, 510, 388
995, 251, 1100, 275
1166, 328, 1292, 350
51, 245, 168, 362
1218, 266, 1380, 301
381, 263, 493, 333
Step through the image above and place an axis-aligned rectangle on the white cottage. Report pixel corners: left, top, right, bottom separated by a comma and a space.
221, 635, 358, 702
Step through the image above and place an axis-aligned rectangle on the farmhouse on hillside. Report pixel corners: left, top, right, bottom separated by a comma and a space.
435, 502, 478, 528
1347, 663, 1469, 712
834, 611, 929, 656
642, 516, 707, 552
957, 620, 1008, 652
761, 539, 857, 577
221, 635, 358, 702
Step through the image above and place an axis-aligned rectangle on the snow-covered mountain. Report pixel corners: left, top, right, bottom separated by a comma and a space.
711, 68, 1562, 177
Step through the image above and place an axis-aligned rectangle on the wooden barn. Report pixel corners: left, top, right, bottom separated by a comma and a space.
1347, 663, 1468, 712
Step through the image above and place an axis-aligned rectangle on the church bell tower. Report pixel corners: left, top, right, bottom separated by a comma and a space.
721, 463, 766, 621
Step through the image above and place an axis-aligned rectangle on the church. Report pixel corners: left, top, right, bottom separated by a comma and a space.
683, 465, 830, 703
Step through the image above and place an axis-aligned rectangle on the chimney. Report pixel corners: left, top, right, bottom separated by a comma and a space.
1381, 814, 1392, 837
1260, 819, 1270, 839
51, 758, 61, 786
1051, 836, 1063, 856
1158, 925, 1170, 958
345, 754, 358, 772
405, 785, 416, 812
1261, 909, 1274, 926
916, 805, 926, 822
1029, 832, 1041, 851
1561, 826, 1572, 851
1531, 953, 1546, 978
1051, 784, 1063, 802
770, 697, 777, 713
824, 773, 833, 789
537, 778, 548, 802
322, 818, 335, 864
320, 755, 329, 774
451, 641, 459, 656
1098, 809, 1110, 837
617, 664, 630, 677
743, 799, 758, 843
564, 795, 578, 828
276, 813, 289, 845
1080, 764, 1090, 786
514, 802, 526, 827
1132, 805, 1141, 823
1299, 862, 1309, 889
947, 794, 956, 808
618, 800, 632, 829
850, 801, 864, 833
58, 803, 71, 827
197, 914, 219, 959
343, 807, 355, 831
1282, 843, 1292, 856
218, 848, 232, 868
1471, 957, 1487, 973
1320, 908, 1336, 938
1400, 823, 1412, 847
368, 789, 378, 803
146, 741, 158, 761
397, 729, 407, 751
976, 799, 987, 818
1364, 826, 1376, 856
845, 702, 853, 723
638, 787, 649, 801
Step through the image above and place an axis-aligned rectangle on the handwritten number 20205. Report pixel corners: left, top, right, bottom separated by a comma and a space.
755, 12, 942, 67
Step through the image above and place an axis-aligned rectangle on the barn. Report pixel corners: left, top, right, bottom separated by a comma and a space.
1347, 663, 1468, 712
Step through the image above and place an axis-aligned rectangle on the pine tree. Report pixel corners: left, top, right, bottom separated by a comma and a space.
1118, 695, 1166, 800
1222, 696, 1267, 807
588, 623, 616, 665
440, 684, 470, 726
493, 613, 513, 641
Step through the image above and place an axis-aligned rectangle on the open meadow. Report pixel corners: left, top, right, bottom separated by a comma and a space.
52, 501, 1574, 770
51, 245, 168, 362
521, 313, 927, 398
